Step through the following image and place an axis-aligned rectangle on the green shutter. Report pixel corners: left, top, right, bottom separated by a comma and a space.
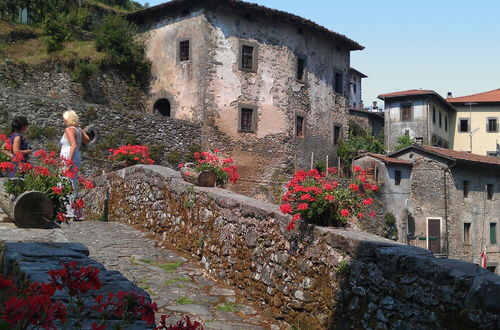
491, 223, 497, 244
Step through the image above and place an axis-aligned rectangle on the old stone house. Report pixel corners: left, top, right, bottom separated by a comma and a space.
378, 90, 456, 151
348, 68, 367, 110
354, 145, 500, 274
349, 109, 384, 137
126, 0, 363, 195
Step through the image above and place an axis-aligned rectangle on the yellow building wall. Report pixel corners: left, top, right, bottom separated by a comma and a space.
453, 105, 500, 156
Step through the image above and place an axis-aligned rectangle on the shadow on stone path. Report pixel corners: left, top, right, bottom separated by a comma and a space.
62, 221, 284, 330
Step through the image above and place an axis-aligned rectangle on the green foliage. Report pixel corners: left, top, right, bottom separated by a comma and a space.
394, 135, 413, 151
313, 160, 326, 174
71, 60, 98, 83
25, 125, 57, 140
216, 302, 239, 313
334, 260, 350, 276
65, 7, 93, 31
184, 144, 202, 162
95, 15, 150, 88
176, 296, 195, 305
166, 149, 182, 165
337, 134, 385, 165
146, 144, 162, 163
42, 14, 71, 53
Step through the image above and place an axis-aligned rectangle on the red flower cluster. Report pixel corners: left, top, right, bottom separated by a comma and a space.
180, 149, 239, 185
280, 166, 379, 230
108, 145, 155, 165
0, 261, 202, 329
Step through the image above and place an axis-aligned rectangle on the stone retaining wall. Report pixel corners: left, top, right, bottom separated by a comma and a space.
85, 165, 500, 329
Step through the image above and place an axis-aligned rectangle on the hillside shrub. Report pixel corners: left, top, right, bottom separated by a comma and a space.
42, 14, 72, 52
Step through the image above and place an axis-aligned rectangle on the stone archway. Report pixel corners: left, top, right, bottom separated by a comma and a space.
153, 98, 171, 117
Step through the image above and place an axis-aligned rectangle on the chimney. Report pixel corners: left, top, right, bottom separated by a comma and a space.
372, 101, 378, 111
447, 92, 453, 99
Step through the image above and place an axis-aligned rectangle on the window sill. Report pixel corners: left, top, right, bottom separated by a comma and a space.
238, 129, 256, 134
238, 68, 257, 73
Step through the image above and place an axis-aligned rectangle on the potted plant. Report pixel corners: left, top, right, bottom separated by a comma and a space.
280, 166, 378, 230
179, 149, 239, 187
108, 145, 155, 170
0, 150, 95, 228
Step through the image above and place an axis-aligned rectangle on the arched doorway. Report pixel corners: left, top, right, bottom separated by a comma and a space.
153, 98, 171, 117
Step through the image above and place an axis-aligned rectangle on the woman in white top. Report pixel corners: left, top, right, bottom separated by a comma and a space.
60, 110, 90, 220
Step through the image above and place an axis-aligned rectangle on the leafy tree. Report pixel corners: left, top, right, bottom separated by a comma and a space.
393, 135, 413, 151
42, 13, 71, 52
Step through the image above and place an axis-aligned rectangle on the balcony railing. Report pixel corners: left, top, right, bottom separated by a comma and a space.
408, 235, 448, 257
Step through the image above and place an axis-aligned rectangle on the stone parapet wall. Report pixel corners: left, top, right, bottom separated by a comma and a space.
85, 165, 500, 329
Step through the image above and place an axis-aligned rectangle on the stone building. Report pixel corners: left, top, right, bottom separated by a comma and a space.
126, 0, 363, 195
349, 109, 384, 137
356, 145, 500, 273
378, 90, 456, 151
447, 89, 500, 157
348, 68, 367, 110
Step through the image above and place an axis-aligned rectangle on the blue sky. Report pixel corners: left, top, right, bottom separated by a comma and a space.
136, 0, 500, 107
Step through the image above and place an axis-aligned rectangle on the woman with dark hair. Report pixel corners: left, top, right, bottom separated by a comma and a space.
9, 116, 32, 162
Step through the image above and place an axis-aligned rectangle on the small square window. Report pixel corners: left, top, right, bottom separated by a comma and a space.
401, 104, 412, 121
464, 223, 471, 244
487, 184, 494, 200
487, 118, 498, 133
333, 125, 341, 144
463, 180, 470, 198
296, 115, 305, 137
179, 40, 190, 61
490, 223, 497, 244
334, 71, 343, 94
296, 57, 306, 81
459, 119, 469, 132
239, 107, 256, 132
240, 44, 255, 71
395, 170, 401, 185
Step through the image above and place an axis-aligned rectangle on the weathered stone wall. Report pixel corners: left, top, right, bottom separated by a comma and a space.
85, 165, 500, 329
0, 64, 202, 175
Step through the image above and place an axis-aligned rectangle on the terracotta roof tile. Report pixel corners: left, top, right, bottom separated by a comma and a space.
447, 89, 500, 103
418, 146, 500, 166
361, 153, 413, 165
378, 89, 435, 99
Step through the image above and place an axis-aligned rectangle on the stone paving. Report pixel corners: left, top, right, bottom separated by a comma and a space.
61, 221, 285, 330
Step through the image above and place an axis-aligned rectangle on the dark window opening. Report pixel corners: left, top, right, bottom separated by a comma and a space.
395, 170, 401, 185
244, 12, 252, 20
241, 45, 254, 71
487, 266, 497, 273
463, 180, 470, 198
86, 129, 96, 142
464, 223, 471, 244
445, 116, 448, 131
405, 129, 410, 137
401, 104, 412, 121
487, 184, 494, 200
297, 57, 305, 81
352, 83, 357, 94
459, 119, 469, 132
153, 98, 171, 117
432, 107, 436, 123
179, 40, 189, 61
334, 125, 341, 145
334, 71, 343, 94
487, 118, 498, 132
240, 108, 254, 132
439, 111, 442, 128
296, 116, 304, 137
490, 223, 497, 244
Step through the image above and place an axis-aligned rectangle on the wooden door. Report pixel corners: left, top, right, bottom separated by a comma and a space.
428, 219, 441, 254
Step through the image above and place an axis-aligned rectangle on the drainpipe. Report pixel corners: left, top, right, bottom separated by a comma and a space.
444, 160, 457, 257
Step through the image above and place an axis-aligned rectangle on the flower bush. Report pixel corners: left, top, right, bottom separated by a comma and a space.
0, 149, 95, 223
0, 262, 203, 329
280, 166, 378, 230
0, 134, 13, 162
108, 145, 155, 165
179, 149, 239, 186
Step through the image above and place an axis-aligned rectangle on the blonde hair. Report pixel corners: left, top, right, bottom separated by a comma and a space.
63, 110, 79, 127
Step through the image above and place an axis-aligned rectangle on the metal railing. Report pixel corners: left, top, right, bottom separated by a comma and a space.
408, 235, 448, 257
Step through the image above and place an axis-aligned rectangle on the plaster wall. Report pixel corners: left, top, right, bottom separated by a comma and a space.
453, 105, 500, 156
385, 99, 428, 150
429, 100, 454, 147
348, 72, 363, 109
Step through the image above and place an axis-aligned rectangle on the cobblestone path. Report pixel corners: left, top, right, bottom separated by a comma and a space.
62, 222, 284, 330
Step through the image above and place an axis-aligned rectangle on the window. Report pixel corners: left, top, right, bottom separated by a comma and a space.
401, 104, 412, 121
459, 118, 469, 132
296, 57, 306, 81
487, 184, 494, 200
404, 129, 410, 137
239, 107, 256, 132
153, 98, 171, 117
296, 115, 305, 137
445, 116, 448, 132
179, 40, 189, 61
395, 170, 401, 185
432, 107, 436, 123
464, 223, 471, 244
240, 44, 257, 71
463, 181, 470, 198
487, 118, 498, 133
334, 71, 343, 94
352, 83, 357, 94
439, 111, 442, 128
333, 125, 341, 145
491, 223, 497, 244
